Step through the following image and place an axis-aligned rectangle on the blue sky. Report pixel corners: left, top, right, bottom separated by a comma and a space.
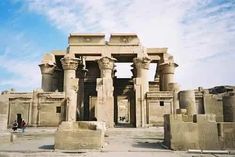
0, 0, 235, 91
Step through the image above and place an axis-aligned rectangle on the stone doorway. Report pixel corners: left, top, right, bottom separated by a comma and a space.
117, 96, 130, 124
114, 78, 136, 127
17, 113, 22, 128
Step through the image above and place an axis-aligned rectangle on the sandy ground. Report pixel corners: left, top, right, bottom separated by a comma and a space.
0, 127, 234, 157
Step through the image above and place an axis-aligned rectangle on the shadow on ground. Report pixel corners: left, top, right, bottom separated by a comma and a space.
39, 145, 54, 150
132, 141, 165, 149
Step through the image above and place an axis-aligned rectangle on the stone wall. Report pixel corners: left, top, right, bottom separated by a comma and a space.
5, 91, 65, 127
146, 91, 173, 126
0, 94, 11, 143
164, 114, 235, 150
37, 92, 65, 126
203, 94, 223, 122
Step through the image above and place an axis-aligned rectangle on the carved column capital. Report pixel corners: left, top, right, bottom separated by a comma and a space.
133, 57, 151, 70
97, 57, 116, 78
98, 57, 116, 70
159, 62, 178, 74
61, 54, 80, 70
39, 63, 56, 75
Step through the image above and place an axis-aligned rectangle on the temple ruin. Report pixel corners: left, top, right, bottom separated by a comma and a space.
0, 33, 234, 150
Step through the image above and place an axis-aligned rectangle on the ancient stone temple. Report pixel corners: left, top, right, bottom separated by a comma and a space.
39, 33, 179, 128
0, 33, 234, 151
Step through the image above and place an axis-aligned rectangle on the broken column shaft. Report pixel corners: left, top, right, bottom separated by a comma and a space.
39, 63, 56, 92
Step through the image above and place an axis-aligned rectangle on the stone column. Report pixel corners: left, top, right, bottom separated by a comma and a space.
168, 83, 180, 114
77, 66, 88, 120
222, 94, 235, 122
179, 90, 197, 115
61, 54, 79, 122
39, 63, 56, 92
31, 90, 39, 126
159, 62, 178, 91
96, 57, 116, 127
133, 57, 151, 127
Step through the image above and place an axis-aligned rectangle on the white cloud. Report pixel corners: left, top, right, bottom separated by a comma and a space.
19, 0, 235, 89
0, 31, 41, 91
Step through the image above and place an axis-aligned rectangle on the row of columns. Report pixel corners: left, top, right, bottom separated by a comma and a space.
57, 54, 153, 127
39, 53, 179, 127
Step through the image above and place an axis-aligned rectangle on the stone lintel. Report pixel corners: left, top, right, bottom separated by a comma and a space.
146, 91, 173, 99
69, 33, 105, 46
70, 33, 105, 37
51, 50, 66, 56
108, 33, 140, 46
147, 48, 168, 54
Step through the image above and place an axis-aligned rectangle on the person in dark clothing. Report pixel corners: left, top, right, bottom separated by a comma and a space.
21, 119, 27, 133
12, 120, 18, 131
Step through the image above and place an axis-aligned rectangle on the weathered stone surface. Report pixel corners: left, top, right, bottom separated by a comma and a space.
222, 94, 235, 122
54, 121, 105, 150
6, 92, 65, 127
159, 62, 178, 91
195, 114, 221, 150
108, 33, 140, 46
61, 53, 80, 122
218, 122, 235, 149
0, 94, 11, 143
164, 114, 235, 150
204, 94, 223, 122
69, 33, 106, 46
179, 90, 197, 115
164, 114, 199, 150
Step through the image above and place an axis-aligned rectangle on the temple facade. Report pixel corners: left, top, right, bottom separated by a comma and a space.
38, 33, 179, 127
1, 33, 234, 150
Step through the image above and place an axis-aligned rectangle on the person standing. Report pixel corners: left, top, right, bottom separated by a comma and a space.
21, 119, 27, 133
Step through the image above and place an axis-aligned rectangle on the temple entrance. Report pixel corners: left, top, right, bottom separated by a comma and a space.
117, 96, 130, 124
83, 81, 97, 121
16, 113, 22, 128
114, 78, 135, 127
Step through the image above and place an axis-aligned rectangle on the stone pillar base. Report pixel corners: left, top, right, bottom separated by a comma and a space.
54, 121, 105, 150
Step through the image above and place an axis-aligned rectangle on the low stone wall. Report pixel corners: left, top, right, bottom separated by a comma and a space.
164, 114, 235, 150
54, 121, 105, 150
